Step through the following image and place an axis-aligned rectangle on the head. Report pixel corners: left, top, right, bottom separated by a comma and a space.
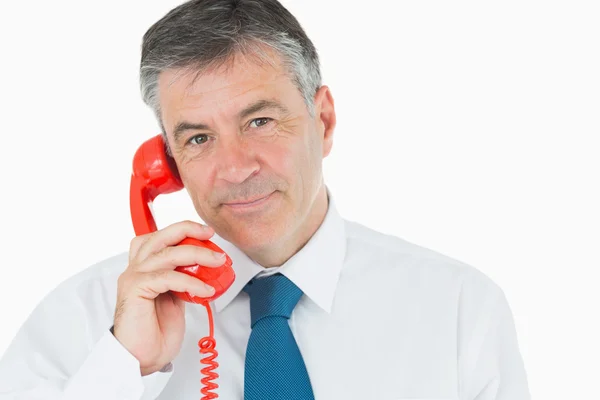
139, 0, 336, 265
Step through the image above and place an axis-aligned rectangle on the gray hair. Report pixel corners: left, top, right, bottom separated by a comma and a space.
139, 0, 322, 146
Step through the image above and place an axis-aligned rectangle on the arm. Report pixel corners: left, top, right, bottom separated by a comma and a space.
0, 278, 172, 400
459, 287, 531, 400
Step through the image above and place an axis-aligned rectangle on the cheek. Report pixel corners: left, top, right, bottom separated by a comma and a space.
300, 128, 323, 173
261, 138, 303, 182
270, 127, 321, 180
180, 166, 213, 201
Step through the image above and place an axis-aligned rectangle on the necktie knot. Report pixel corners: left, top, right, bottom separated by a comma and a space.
243, 273, 303, 328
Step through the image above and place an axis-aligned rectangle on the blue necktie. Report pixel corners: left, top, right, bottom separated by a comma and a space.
243, 273, 315, 400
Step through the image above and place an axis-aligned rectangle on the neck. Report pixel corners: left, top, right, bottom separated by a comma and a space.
248, 184, 329, 268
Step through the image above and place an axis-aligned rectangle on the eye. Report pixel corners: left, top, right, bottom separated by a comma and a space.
188, 134, 208, 145
249, 118, 272, 128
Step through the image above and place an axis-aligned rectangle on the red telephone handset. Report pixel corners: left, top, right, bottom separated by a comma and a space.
129, 134, 234, 399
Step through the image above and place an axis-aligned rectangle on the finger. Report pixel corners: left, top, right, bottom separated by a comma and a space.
135, 244, 228, 272
134, 220, 215, 263
128, 233, 152, 262
136, 270, 216, 300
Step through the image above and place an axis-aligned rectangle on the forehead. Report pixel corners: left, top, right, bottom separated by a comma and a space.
157, 51, 298, 128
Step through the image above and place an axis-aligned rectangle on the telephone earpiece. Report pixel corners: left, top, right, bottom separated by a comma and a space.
129, 134, 235, 304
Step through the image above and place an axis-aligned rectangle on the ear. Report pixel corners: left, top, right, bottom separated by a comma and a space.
313, 85, 336, 158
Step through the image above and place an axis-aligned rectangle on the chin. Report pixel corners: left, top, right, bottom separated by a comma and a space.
225, 217, 288, 251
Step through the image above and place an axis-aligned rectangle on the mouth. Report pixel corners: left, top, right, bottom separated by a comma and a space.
222, 191, 275, 210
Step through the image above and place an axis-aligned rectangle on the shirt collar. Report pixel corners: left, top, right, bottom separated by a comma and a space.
211, 186, 346, 314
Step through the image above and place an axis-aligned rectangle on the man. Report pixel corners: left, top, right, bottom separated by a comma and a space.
0, 0, 530, 399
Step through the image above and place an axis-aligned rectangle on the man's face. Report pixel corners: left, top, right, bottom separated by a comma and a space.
158, 50, 335, 254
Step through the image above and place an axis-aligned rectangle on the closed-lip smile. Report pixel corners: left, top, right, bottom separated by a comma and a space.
223, 192, 275, 209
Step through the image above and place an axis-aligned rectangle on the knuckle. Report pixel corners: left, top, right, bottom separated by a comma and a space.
117, 270, 134, 288
149, 270, 171, 284
168, 220, 190, 230
182, 220, 202, 231
159, 270, 171, 280
156, 245, 176, 262
129, 235, 144, 250
129, 234, 152, 260
129, 236, 138, 248
116, 272, 135, 300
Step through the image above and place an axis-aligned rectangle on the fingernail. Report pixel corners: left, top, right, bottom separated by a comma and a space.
205, 284, 215, 294
213, 251, 226, 260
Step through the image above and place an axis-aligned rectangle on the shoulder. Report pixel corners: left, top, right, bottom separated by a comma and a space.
11, 252, 130, 348
32, 252, 129, 324
343, 219, 503, 299
52, 252, 130, 296
342, 219, 514, 346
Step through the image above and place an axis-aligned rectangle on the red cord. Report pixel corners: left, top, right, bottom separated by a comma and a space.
199, 302, 219, 399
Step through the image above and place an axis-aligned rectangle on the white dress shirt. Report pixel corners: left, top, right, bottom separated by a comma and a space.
0, 189, 530, 400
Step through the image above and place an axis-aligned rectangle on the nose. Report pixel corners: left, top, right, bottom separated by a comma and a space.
214, 135, 260, 184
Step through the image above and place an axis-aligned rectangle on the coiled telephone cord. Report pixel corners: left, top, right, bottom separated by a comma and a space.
198, 302, 219, 399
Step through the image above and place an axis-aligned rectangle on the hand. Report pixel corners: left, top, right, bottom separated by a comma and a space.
113, 221, 227, 376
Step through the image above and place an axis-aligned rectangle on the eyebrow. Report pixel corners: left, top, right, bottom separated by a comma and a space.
172, 99, 290, 142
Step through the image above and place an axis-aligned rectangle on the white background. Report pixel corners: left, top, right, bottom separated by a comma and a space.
1, 0, 599, 398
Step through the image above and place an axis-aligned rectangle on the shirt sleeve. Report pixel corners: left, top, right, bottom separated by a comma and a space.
0, 277, 173, 400
460, 287, 531, 400
62, 330, 174, 400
